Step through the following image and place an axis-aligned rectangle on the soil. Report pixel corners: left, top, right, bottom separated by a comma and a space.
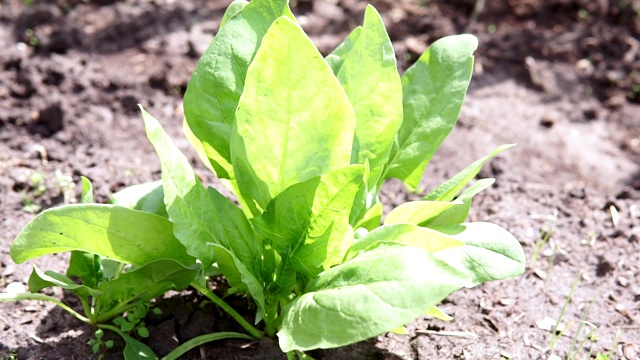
1, 0, 639, 359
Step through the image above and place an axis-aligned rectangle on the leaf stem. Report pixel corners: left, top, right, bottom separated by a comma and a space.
79, 296, 95, 324
97, 323, 125, 335
190, 281, 264, 339
161, 332, 254, 360
0, 292, 90, 324
95, 302, 138, 324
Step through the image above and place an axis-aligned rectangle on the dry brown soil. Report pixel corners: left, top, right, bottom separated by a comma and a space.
0, 0, 639, 359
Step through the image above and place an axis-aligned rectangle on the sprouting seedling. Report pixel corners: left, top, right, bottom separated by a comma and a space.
548, 271, 581, 353
113, 302, 152, 338
593, 332, 620, 360
20, 171, 47, 213
567, 292, 598, 359
54, 169, 75, 204
543, 243, 567, 290
88, 329, 114, 358
546, 273, 613, 359
530, 210, 558, 270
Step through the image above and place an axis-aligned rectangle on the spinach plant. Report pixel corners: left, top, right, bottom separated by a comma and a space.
2, 0, 525, 358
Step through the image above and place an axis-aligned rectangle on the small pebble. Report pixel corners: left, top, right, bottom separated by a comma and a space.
623, 344, 637, 359
5, 282, 26, 295
499, 298, 513, 306
480, 297, 493, 314
534, 269, 547, 280
617, 276, 629, 287
536, 316, 562, 332
539, 114, 556, 128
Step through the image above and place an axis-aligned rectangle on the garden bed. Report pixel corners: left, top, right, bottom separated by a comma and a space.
1, 0, 638, 358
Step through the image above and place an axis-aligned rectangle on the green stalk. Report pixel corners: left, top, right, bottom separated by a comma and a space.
549, 272, 582, 351
286, 351, 313, 360
263, 298, 281, 338
78, 296, 96, 324
161, 332, 254, 360
97, 323, 125, 335
567, 292, 598, 358
190, 281, 264, 339
95, 302, 138, 324
0, 292, 90, 324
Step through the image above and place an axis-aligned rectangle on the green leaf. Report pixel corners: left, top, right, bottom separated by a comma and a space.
388, 326, 407, 334
110, 181, 168, 218
183, 0, 294, 179
121, 332, 158, 360
220, 0, 248, 29
264, 256, 296, 298
209, 244, 265, 323
425, 144, 514, 201
385, 35, 478, 190
67, 251, 103, 289
385, 200, 459, 226
75, 178, 100, 289
277, 245, 469, 351
160, 332, 255, 360
143, 109, 261, 272
353, 201, 382, 231
385, 178, 495, 227
231, 16, 356, 215
28, 265, 101, 298
336, 5, 402, 187
345, 223, 463, 260
72, 175, 104, 291
326, 26, 362, 74
455, 178, 495, 201
115, 318, 135, 332
425, 306, 452, 321
252, 165, 365, 278
101, 258, 122, 280
431, 222, 526, 286
137, 327, 150, 338
182, 117, 216, 175
10, 204, 194, 266
80, 176, 94, 204
426, 178, 495, 225
95, 259, 197, 315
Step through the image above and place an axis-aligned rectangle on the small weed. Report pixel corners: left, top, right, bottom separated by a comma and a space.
24, 28, 39, 46
0, 350, 19, 360
578, 8, 590, 20
113, 302, 154, 338
567, 292, 598, 359
88, 329, 114, 358
593, 332, 620, 360
530, 210, 557, 270
21, 171, 46, 213
546, 274, 620, 359
548, 272, 581, 352
54, 169, 74, 204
